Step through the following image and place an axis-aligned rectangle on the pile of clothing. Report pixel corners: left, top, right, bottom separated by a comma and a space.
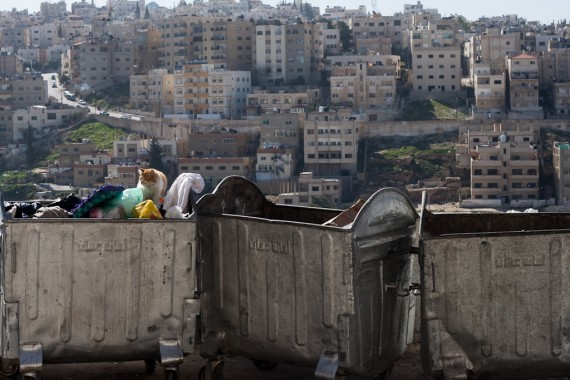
2, 173, 205, 220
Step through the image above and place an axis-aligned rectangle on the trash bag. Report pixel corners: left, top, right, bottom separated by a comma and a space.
133, 200, 163, 219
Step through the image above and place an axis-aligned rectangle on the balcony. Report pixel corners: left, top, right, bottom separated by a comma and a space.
472, 160, 502, 168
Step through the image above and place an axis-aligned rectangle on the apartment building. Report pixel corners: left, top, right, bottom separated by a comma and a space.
253, 23, 287, 85
253, 22, 325, 86
73, 162, 106, 187
0, 26, 27, 50
255, 147, 293, 181
208, 69, 251, 119
352, 16, 394, 55
553, 141, 570, 205
40, 1, 67, 21
0, 54, 21, 76
465, 125, 539, 204
553, 82, 570, 117
409, 17, 461, 98
0, 77, 48, 108
246, 88, 318, 114
71, 1, 100, 20
538, 41, 570, 88
27, 23, 61, 48
469, 29, 521, 83
304, 113, 359, 176
130, 68, 167, 115
167, 63, 250, 119
107, 0, 145, 19
258, 112, 302, 152
177, 156, 254, 187
51, 141, 98, 185
507, 53, 542, 117
329, 55, 399, 114
157, 15, 193, 72
75, 38, 137, 90
200, 18, 254, 71
277, 171, 341, 206
105, 164, 139, 188
473, 64, 506, 118
188, 132, 248, 158
11, 105, 80, 143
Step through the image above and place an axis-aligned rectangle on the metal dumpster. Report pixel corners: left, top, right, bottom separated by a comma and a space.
419, 200, 570, 379
0, 206, 199, 379
195, 176, 418, 379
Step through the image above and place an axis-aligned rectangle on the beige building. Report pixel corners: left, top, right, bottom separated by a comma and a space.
0, 77, 48, 108
130, 68, 168, 115
412, 46, 462, 96
253, 22, 327, 86
304, 113, 359, 176
460, 124, 539, 204
473, 64, 506, 119
409, 17, 462, 97
553, 142, 570, 205
329, 55, 399, 113
167, 63, 251, 119
507, 53, 542, 117
553, 82, 570, 117
177, 156, 254, 186
468, 29, 521, 83
258, 112, 303, 152
277, 171, 341, 206
188, 132, 248, 158
105, 164, 139, 188
255, 147, 293, 181
246, 89, 318, 115
75, 38, 137, 91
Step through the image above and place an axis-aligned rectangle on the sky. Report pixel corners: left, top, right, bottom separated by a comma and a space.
1, 0, 568, 25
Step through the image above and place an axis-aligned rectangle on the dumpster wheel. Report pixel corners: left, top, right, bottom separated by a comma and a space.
251, 359, 278, 372
198, 363, 224, 380
0, 360, 18, 377
164, 369, 178, 380
144, 359, 156, 375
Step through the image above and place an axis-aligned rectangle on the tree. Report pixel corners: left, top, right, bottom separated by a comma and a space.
144, 6, 150, 19
135, 2, 141, 18
303, 2, 314, 20
24, 124, 36, 169
336, 21, 353, 53
148, 138, 166, 172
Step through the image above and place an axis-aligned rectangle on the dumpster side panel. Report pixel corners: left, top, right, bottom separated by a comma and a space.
346, 188, 418, 376
422, 233, 570, 379
199, 216, 354, 367
2, 220, 197, 363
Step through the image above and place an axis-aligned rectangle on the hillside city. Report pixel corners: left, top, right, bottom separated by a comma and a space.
1, 0, 570, 209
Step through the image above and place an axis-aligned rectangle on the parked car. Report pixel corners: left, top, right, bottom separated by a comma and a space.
99, 111, 110, 116
78, 100, 87, 106
121, 115, 130, 119
51, 83, 57, 88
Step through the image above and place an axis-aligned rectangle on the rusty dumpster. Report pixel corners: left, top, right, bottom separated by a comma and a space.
420, 200, 570, 379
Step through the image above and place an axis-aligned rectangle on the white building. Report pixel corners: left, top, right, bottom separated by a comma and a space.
255, 147, 293, 181
277, 171, 342, 206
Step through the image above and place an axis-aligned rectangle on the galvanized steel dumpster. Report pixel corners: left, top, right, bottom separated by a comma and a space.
419, 202, 570, 379
196, 176, 418, 379
0, 210, 199, 379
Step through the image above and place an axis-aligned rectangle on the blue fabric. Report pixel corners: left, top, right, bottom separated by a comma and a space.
71, 184, 125, 218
